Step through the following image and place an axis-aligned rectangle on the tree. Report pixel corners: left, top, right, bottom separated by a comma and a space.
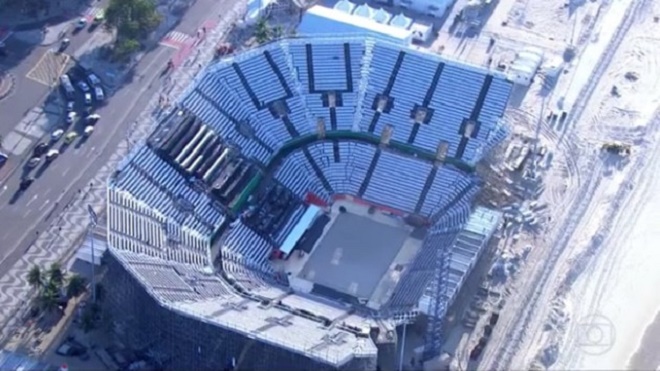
105, 0, 162, 40
271, 25, 284, 40
27, 265, 43, 290
113, 38, 140, 61
66, 274, 87, 298
254, 18, 271, 44
47, 262, 64, 287
39, 280, 61, 313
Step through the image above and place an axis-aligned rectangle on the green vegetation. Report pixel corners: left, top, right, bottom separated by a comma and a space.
105, 0, 162, 60
28, 263, 87, 315
254, 18, 284, 44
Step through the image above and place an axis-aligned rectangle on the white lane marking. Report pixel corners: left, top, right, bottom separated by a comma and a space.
39, 199, 50, 211
61, 167, 70, 177
26, 194, 39, 207
23, 208, 33, 218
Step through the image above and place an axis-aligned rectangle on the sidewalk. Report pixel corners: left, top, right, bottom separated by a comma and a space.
0, 1, 248, 345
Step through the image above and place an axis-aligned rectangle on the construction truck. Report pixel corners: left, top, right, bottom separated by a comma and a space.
601, 142, 631, 156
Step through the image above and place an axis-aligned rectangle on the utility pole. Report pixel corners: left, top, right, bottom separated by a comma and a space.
399, 322, 408, 371
87, 204, 98, 302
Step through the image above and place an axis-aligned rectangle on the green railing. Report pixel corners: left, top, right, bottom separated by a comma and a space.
230, 131, 474, 213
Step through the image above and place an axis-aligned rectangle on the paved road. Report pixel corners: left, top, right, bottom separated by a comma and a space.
0, 0, 236, 275
0, 3, 108, 136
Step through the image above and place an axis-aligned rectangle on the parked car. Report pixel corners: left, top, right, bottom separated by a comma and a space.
45, 149, 60, 162
56, 340, 87, 357
84, 92, 92, 105
84, 125, 94, 137
58, 38, 70, 52
87, 73, 102, 86
60, 75, 75, 98
93, 12, 104, 25
66, 112, 77, 125
93, 86, 104, 101
74, 18, 87, 30
34, 142, 48, 156
0, 152, 8, 168
86, 114, 100, 124
66, 100, 75, 112
64, 131, 78, 144
19, 177, 34, 191
51, 129, 65, 142
77, 81, 90, 92
27, 157, 41, 168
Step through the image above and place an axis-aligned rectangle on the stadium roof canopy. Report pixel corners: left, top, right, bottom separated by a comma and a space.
106, 35, 512, 367
298, 5, 412, 43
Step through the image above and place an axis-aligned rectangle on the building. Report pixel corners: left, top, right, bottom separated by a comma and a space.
300, 2, 433, 44
374, 0, 453, 18
102, 36, 513, 370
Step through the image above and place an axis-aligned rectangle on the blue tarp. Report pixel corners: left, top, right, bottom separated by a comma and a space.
280, 205, 321, 256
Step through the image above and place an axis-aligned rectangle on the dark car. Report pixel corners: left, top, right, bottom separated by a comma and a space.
19, 177, 34, 191
34, 142, 48, 156
56, 340, 87, 357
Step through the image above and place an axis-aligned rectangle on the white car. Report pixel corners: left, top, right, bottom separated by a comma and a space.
87, 73, 102, 86
78, 81, 90, 92
94, 86, 104, 101
27, 157, 41, 168
51, 129, 64, 142
45, 149, 60, 162
86, 114, 101, 124
84, 126, 95, 137
75, 18, 87, 29
66, 111, 77, 124
84, 92, 92, 105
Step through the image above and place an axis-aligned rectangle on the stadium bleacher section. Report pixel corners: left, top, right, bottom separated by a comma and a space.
104, 36, 513, 369
182, 37, 510, 165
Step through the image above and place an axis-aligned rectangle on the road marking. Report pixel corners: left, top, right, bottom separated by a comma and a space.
26, 50, 70, 87
38, 199, 50, 211
160, 31, 194, 49
26, 194, 38, 207
0, 185, 7, 197
61, 167, 70, 177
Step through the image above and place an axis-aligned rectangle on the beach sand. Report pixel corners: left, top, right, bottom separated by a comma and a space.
628, 310, 660, 370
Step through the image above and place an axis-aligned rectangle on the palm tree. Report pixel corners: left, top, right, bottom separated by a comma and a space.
254, 18, 270, 44
40, 281, 61, 313
271, 25, 283, 40
27, 265, 43, 290
66, 274, 87, 298
47, 262, 64, 288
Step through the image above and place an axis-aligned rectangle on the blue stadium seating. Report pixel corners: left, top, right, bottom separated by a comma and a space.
362, 151, 430, 213
275, 150, 329, 200
181, 38, 511, 166
221, 222, 274, 272
305, 141, 374, 196
113, 146, 225, 235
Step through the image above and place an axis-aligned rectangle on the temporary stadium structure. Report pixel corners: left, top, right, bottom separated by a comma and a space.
103, 36, 512, 370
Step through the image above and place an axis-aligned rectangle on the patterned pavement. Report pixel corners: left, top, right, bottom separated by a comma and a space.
0, 2, 248, 343
25, 50, 70, 87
